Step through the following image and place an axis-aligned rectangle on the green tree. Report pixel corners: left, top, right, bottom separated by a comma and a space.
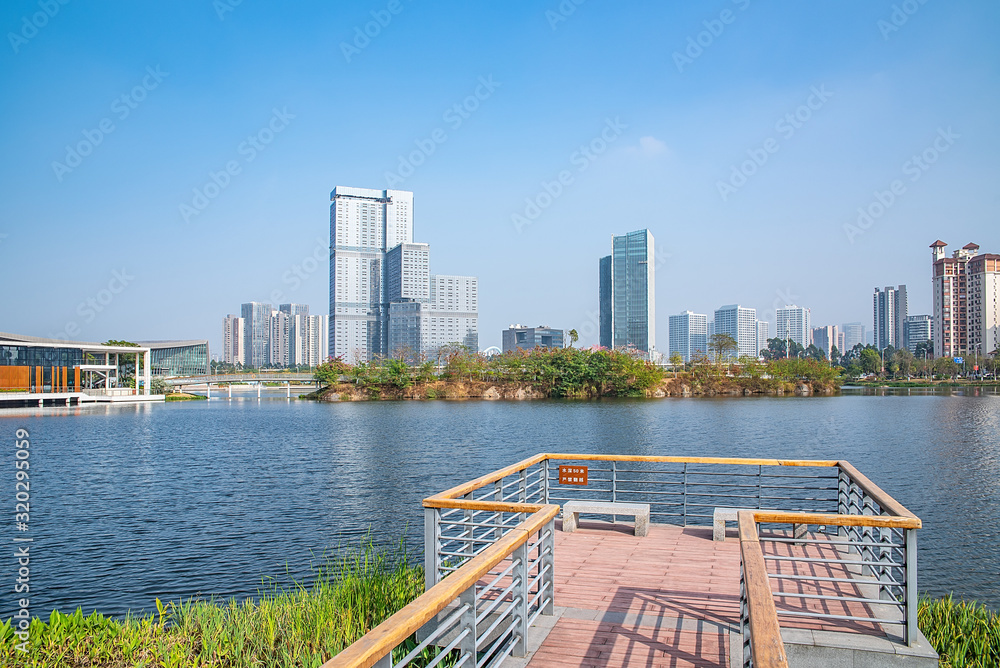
805, 344, 826, 362
669, 352, 683, 377
314, 356, 350, 386
568, 329, 579, 347
761, 338, 786, 361
830, 345, 841, 366
709, 333, 738, 363
103, 340, 141, 386
860, 348, 881, 375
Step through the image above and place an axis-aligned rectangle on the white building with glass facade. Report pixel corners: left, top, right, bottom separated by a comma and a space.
776, 305, 812, 351
668, 311, 707, 362
713, 304, 758, 359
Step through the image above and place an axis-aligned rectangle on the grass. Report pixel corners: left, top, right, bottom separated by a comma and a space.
918, 595, 1000, 667
164, 392, 208, 402
0, 537, 429, 668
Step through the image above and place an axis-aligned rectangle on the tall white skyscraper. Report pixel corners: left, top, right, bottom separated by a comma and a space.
668, 311, 707, 362
222, 314, 245, 365
932, 241, 1000, 358
757, 320, 770, 356
329, 187, 477, 363
329, 187, 414, 364
873, 285, 907, 350
714, 305, 758, 359
776, 305, 812, 350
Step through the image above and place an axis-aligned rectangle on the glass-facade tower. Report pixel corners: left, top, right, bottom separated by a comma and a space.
599, 229, 655, 354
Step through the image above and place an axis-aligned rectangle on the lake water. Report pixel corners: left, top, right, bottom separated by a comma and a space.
2, 388, 999, 620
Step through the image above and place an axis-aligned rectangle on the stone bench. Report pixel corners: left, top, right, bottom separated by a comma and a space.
713, 507, 807, 542
562, 500, 650, 537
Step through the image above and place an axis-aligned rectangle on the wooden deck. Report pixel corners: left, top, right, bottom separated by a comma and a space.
519, 519, 887, 668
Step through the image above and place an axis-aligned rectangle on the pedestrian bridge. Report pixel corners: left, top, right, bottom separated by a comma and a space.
164, 373, 318, 387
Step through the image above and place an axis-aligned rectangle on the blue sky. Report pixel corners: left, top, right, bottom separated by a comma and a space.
1, 1, 997, 352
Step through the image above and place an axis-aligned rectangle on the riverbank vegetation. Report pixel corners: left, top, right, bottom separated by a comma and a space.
312, 345, 841, 401
0, 539, 424, 668
918, 595, 1000, 667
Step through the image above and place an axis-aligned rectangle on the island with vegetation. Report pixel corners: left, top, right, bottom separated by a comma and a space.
310, 337, 841, 402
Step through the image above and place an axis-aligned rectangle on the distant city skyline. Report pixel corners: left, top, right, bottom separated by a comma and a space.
2, 4, 997, 354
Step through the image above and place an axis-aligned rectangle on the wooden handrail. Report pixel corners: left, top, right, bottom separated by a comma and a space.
322, 503, 559, 668
544, 453, 841, 467
739, 510, 789, 668
426, 452, 548, 502
751, 510, 921, 530
837, 460, 919, 521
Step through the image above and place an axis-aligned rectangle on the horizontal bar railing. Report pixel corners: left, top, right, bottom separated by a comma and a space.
327, 453, 920, 668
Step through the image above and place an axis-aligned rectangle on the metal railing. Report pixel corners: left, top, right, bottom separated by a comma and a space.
327, 454, 920, 668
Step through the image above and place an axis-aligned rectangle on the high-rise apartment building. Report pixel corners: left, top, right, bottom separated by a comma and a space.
932, 241, 1000, 358
268, 309, 289, 367
329, 187, 476, 363
904, 315, 933, 354
842, 322, 865, 351
776, 306, 812, 350
837, 331, 846, 355
599, 229, 655, 355
811, 325, 839, 360
328, 187, 414, 363
222, 314, 245, 365
873, 285, 907, 350
714, 304, 757, 359
668, 311, 708, 362
757, 320, 770, 356
241, 302, 272, 368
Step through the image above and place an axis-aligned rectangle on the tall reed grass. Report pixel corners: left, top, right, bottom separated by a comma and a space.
918, 594, 1000, 667
1, 537, 423, 667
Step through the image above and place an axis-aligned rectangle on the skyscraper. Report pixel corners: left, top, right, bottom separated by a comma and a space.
668, 311, 708, 362
932, 241, 1000, 358
757, 320, 770, 356
811, 325, 839, 360
329, 187, 477, 363
842, 322, 865, 351
328, 187, 414, 364
280, 304, 309, 367
713, 304, 757, 359
776, 305, 812, 350
599, 229, 655, 355
873, 285, 907, 350
222, 314, 245, 365
241, 302, 271, 368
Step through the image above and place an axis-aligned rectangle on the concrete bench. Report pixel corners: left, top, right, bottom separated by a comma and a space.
562, 500, 650, 537
713, 507, 807, 542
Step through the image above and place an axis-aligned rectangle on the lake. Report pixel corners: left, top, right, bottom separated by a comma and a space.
2, 388, 998, 620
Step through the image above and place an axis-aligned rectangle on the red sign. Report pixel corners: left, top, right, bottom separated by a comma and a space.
559, 465, 588, 485
974, 365, 979, 371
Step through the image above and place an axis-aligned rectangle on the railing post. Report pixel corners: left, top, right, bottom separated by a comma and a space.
495, 480, 504, 541
424, 507, 440, 590
740, 553, 751, 668
519, 468, 527, 503
838, 468, 849, 539
373, 653, 391, 668
756, 464, 762, 510
464, 492, 475, 565
682, 463, 688, 526
542, 459, 550, 504
541, 519, 555, 616
612, 460, 617, 525
512, 540, 529, 657
905, 528, 918, 646
459, 581, 478, 666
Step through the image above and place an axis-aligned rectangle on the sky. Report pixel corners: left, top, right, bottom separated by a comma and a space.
1, 1, 998, 353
